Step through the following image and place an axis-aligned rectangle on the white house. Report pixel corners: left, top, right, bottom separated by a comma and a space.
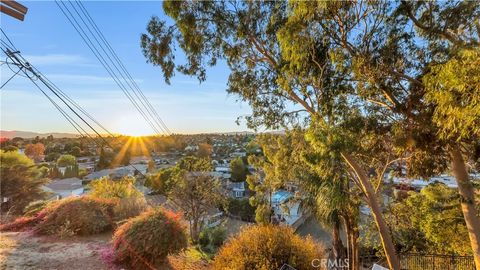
42, 177, 84, 199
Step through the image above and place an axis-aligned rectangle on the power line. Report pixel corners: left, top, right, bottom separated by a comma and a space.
0, 36, 147, 177
55, 0, 163, 136
55, 0, 171, 136
74, 0, 171, 135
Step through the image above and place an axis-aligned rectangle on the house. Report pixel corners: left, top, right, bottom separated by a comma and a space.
271, 189, 305, 230
42, 177, 84, 199
230, 151, 247, 158
215, 166, 231, 173
230, 181, 246, 198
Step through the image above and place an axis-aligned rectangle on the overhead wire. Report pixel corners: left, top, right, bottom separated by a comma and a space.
74, 0, 171, 135
0, 34, 147, 176
55, 0, 168, 136
69, 0, 168, 135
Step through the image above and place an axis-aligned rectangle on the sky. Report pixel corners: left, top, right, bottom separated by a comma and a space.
0, 1, 253, 135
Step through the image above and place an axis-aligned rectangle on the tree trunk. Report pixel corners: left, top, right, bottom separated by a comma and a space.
450, 144, 480, 269
345, 216, 359, 270
341, 153, 400, 270
191, 219, 200, 244
332, 221, 345, 260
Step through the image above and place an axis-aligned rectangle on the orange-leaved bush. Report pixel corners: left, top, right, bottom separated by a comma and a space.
213, 225, 325, 270
35, 196, 115, 236
112, 208, 188, 269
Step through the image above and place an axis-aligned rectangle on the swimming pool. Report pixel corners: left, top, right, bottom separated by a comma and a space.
271, 190, 293, 204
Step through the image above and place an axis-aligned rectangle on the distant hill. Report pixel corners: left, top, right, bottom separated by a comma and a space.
0, 130, 80, 139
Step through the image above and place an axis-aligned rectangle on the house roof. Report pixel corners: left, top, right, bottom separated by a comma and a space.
44, 177, 83, 191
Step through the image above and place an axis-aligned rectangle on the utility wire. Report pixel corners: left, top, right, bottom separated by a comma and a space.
55, 0, 167, 136
69, 0, 168, 135
2, 44, 145, 176
75, 0, 171, 135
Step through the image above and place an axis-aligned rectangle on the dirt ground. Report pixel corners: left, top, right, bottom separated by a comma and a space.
0, 231, 113, 270
0, 231, 211, 270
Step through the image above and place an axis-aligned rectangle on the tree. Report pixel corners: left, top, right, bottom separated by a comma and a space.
96, 148, 113, 170
146, 166, 178, 195
146, 156, 212, 195
70, 146, 81, 157
141, 2, 480, 268
0, 150, 48, 214
56, 154, 77, 167
24, 143, 45, 162
230, 157, 247, 182
2, 145, 18, 152
254, 131, 361, 267
383, 183, 472, 255
169, 172, 224, 243
213, 225, 325, 270
197, 142, 212, 158
176, 155, 212, 172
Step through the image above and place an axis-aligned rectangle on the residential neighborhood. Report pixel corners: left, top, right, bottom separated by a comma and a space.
1, 1, 480, 270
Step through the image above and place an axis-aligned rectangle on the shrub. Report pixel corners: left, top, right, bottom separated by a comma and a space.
199, 226, 227, 250
113, 209, 188, 269
199, 229, 210, 248
23, 200, 49, 216
89, 177, 148, 221
35, 196, 115, 236
226, 198, 255, 221
209, 226, 227, 248
213, 225, 325, 270
0, 216, 39, 232
89, 176, 142, 199
113, 197, 148, 222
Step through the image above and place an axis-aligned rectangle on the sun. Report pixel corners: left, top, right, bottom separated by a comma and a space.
111, 115, 155, 137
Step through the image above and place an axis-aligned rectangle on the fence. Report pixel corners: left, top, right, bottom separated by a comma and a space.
360, 254, 475, 270
399, 254, 475, 270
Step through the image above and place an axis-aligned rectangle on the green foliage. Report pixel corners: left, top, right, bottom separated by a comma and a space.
113, 209, 188, 268
1, 149, 34, 167
176, 156, 212, 172
199, 226, 227, 252
424, 49, 480, 141
385, 183, 472, 255
70, 146, 82, 157
2, 145, 18, 152
230, 157, 247, 182
213, 225, 325, 270
89, 177, 147, 220
35, 196, 115, 236
146, 156, 212, 196
225, 198, 255, 222
89, 176, 142, 199
145, 167, 178, 194
56, 154, 76, 167
0, 150, 48, 214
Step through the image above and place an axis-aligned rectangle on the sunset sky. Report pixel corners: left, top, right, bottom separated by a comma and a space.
0, 1, 252, 135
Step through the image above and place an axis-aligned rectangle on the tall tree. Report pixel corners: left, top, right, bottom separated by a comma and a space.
230, 157, 247, 182
141, 2, 480, 268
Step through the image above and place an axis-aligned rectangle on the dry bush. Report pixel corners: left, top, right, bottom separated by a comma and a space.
213, 225, 325, 270
35, 196, 115, 236
113, 208, 188, 269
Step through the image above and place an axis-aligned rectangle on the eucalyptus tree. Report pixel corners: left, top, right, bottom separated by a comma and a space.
140, 1, 480, 268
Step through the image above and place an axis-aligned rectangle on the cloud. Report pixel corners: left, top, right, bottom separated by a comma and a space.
21, 54, 94, 67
